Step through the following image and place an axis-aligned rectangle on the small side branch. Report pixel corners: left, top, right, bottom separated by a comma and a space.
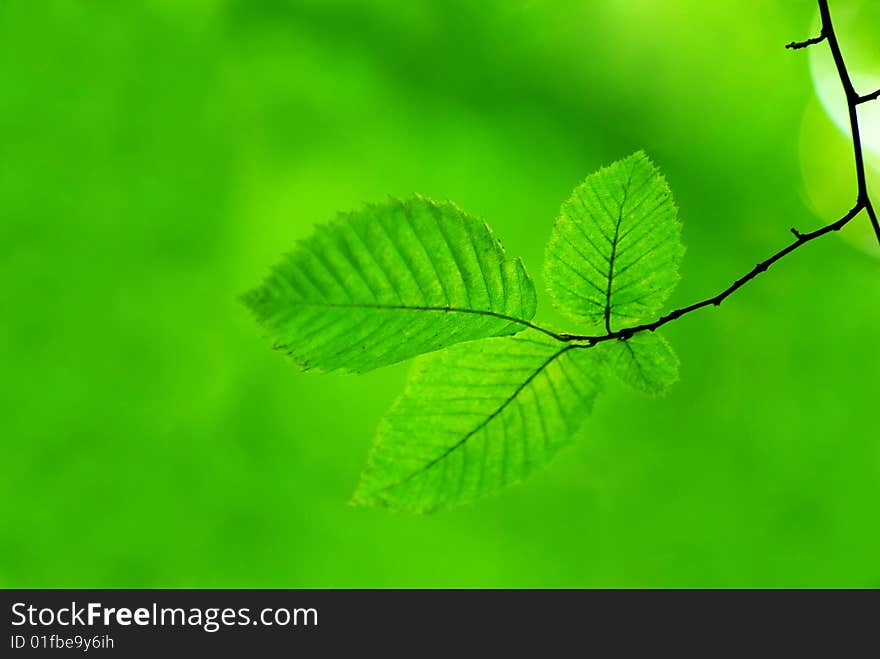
857, 89, 880, 104
786, 34, 825, 50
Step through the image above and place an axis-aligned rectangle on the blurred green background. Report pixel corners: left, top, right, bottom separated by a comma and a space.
3, 0, 880, 587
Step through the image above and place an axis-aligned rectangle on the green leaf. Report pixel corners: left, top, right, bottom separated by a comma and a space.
351, 332, 604, 513
543, 151, 685, 332
242, 195, 538, 373
603, 333, 679, 396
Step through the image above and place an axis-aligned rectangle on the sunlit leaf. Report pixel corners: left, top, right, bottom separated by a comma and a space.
352, 332, 604, 513
603, 333, 679, 396
543, 151, 685, 332
243, 195, 537, 373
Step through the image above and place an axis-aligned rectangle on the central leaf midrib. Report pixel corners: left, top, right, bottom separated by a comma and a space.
287, 300, 530, 324
376, 345, 573, 496
603, 168, 634, 334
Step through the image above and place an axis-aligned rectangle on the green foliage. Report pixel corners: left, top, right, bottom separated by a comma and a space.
9, 0, 878, 589
543, 151, 684, 332
603, 333, 680, 396
246, 152, 686, 512
242, 196, 537, 373
351, 333, 603, 513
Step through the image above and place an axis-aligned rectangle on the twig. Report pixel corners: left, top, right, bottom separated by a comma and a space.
553, 0, 877, 345
786, 34, 825, 50
857, 89, 880, 104
559, 205, 861, 346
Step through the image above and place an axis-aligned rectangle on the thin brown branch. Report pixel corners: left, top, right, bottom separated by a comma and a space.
856, 89, 880, 104
786, 34, 825, 50
552, 0, 877, 345
558, 205, 862, 346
